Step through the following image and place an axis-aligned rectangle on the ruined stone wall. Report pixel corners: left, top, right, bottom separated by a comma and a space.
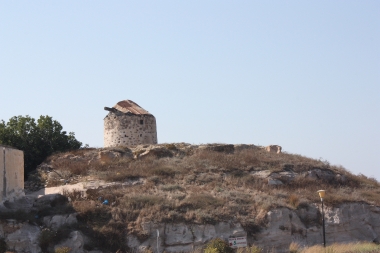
104, 113, 157, 147
0, 146, 24, 202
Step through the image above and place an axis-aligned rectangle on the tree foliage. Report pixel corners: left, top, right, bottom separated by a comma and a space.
0, 115, 82, 176
204, 238, 234, 253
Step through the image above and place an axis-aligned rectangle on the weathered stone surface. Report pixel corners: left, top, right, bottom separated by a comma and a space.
43, 213, 78, 230
0, 146, 24, 202
270, 171, 297, 182
192, 224, 217, 245
130, 221, 246, 253
33, 194, 67, 209
265, 145, 282, 153
54, 231, 85, 253
250, 170, 272, 178
126, 203, 380, 253
254, 203, 380, 252
139, 147, 173, 159
98, 149, 133, 163
304, 168, 335, 181
104, 100, 157, 147
268, 177, 283, 185
165, 223, 193, 246
2, 196, 35, 211
252, 169, 341, 186
6, 223, 41, 253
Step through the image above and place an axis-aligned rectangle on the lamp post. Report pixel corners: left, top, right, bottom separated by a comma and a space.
317, 190, 326, 247
157, 229, 160, 253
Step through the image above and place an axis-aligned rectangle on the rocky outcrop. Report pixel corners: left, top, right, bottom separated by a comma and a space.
54, 231, 85, 253
253, 203, 380, 252
265, 145, 282, 153
0, 196, 379, 252
126, 203, 380, 253
98, 149, 133, 163
5, 223, 41, 253
128, 222, 246, 253
138, 147, 174, 159
251, 168, 345, 186
43, 213, 78, 230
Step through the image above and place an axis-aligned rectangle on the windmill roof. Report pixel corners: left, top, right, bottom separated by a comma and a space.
112, 100, 151, 115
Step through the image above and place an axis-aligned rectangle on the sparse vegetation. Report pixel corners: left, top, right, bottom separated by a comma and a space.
300, 242, 380, 253
54, 247, 71, 253
204, 238, 234, 253
24, 143, 380, 252
289, 242, 301, 253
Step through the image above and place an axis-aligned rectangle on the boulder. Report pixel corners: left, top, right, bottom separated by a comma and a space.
251, 170, 272, 178
305, 169, 335, 181
265, 145, 282, 154
268, 178, 283, 185
251, 170, 296, 185
6, 223, 41, 253
43, 213, 78, 230
33, 194, 67, 209
54, 231, 85, 253
138, 147, 173, 159
270, 171, 297, 183
98, 149, 132, 163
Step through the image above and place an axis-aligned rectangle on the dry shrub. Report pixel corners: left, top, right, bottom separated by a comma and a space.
165, 143, 178, 151
152, 166, 176, 177
55, 247, 71, 253
301, 242, 380, 253
99, 157, 181, 182
120, 195, 164, 210
51, 159, 89, 176
62, 189, 84, 201
74, 202, 111, 226
288, 194, 300, 209
96, 221, 127, 251
359, 188, 380, 205
204, 238, 233, 253
180, 194, 225, 210
160, 184, 184, 192
355, 174, 380, 188
289, 242, 301, 253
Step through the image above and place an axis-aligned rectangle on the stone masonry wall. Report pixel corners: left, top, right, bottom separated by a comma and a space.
0, 146, 24, 202
104, 113, 157, 147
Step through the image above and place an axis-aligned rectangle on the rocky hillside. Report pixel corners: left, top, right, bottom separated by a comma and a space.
3, 143, 380, 253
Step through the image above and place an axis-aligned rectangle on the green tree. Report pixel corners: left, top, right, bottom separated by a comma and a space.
0, 115, 82, 177
204, 238, 234, 253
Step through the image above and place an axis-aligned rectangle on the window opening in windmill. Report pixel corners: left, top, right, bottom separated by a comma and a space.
140, 120, 144, 125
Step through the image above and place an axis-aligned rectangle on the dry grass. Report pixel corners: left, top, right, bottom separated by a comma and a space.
36, 143, 380, 250
289, 242, 301, 253
301, 242, 380, 253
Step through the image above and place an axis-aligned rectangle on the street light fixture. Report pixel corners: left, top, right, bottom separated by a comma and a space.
317, 190, 326, 247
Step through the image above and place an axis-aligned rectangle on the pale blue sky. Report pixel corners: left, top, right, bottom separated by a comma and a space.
1, 1, 379, 179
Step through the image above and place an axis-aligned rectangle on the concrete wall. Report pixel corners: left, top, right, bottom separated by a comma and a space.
0, 146, 24, 202
104, 113, 157, 147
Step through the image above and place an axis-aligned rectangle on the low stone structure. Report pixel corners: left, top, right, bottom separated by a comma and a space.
104, 100, 158, 147
265, 145, 282, 153
0, 145, 24, 202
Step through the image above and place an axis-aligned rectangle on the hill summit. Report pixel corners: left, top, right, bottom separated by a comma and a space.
19, 143, 380, 252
